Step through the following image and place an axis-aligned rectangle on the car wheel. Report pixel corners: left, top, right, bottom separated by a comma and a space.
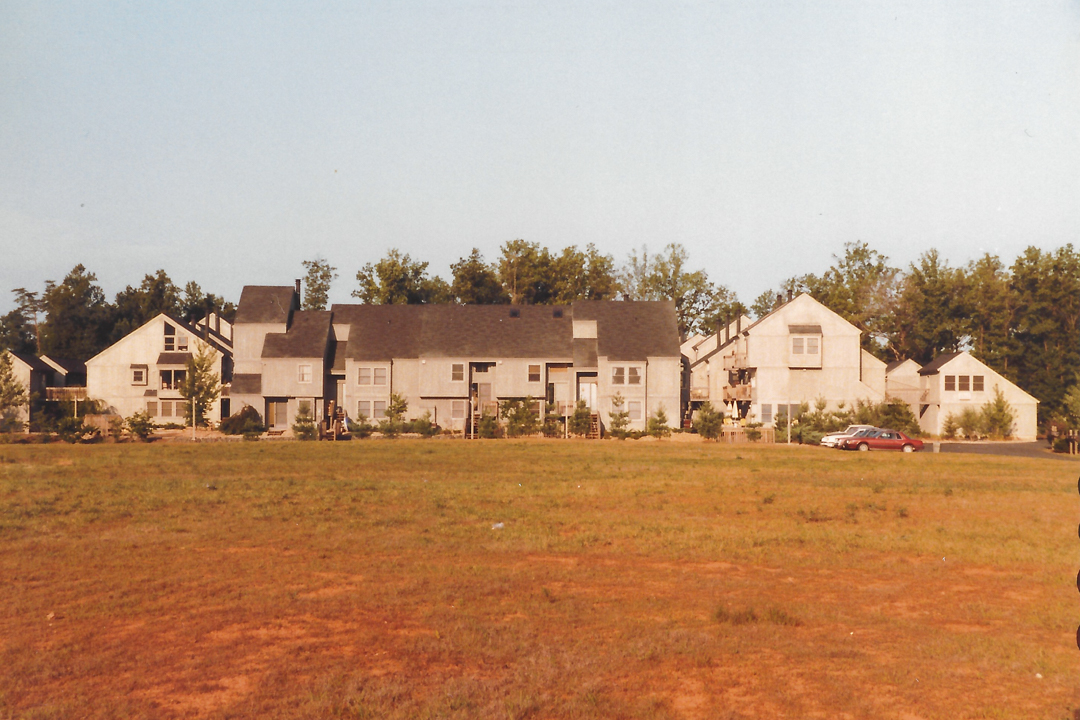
858, 443, 869, 452
902, 444, 914, 453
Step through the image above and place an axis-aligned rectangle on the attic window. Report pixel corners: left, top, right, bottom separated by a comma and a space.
552, 309, 563, 318
509, 309, 521, 318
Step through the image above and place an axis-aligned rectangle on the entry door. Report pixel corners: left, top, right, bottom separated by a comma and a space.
578, 382, 598, 410
336, 379, 345, 407
266, 400, 288, 429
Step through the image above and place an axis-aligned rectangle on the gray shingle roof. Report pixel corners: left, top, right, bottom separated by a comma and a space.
261, 311, 332, 359
7, 352, 52, 373
157, 352, 193, 365
326, 302, 678, 362
235, 286, 298, 324
918, 352, 962, 376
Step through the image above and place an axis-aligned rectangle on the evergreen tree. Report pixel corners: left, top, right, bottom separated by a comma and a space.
179, 341, 221, 427
302, 256, 338, 311
39, 265, 112, 361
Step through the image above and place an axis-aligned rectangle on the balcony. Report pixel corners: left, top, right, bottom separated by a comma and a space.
46, 387, 87, 402
689, 387, 710, 401
723, 384, 752, 402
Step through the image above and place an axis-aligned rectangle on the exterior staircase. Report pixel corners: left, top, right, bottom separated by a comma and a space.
587, 413, 601, 439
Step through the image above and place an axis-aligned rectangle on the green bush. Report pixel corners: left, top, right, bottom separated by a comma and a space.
478, 411, 500, 439
409, 411, 439, 438
647, 407, 671, 439
57, 416, 93, 444
348, 415, 373, 439
292, 404, 318, 441
980, 387, 1015, 439
501, 398, 540, 437
220, 406, 265, 435
125, 411, 155, 441
568, 400, 592, 437
693, 402, 723, 440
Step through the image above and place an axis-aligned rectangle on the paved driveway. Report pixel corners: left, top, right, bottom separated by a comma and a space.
938, 441, 1076, 461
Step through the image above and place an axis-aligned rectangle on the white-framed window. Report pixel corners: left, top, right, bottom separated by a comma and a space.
451, 363, 464, 382
131, 367, 147, 386
761, 403, 773, 423
612, 367, 625, 384
528, 364, 541, 383
357, 400, 370, 419
792, 337, 804, 354
805, 337, 819, 355
373, 367, 387, 386
628, 367, 641, 385
359, 367, 371, 385
161, 400, 173, 417
452, 400, 466, 420
146, 401, 158, 417
177, 336, 189, 351
627, 401, 643, 421
298, 364, 312, 383
373, 400, 387, 418
164, 324, 176, 351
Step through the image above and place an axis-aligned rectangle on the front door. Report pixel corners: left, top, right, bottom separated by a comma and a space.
266, 399, 288, 429
578, 381, 598, 410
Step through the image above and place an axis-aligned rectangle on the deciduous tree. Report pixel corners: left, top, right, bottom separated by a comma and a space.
302, 256, 338, 311
353, 249, 451, 304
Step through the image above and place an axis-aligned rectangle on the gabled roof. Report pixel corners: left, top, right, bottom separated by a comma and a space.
886, 358, 922, 374
262, 311, 333, 359
918, 352, 962, 376
6, 351, 52, 373
326, 302, 679, 362
235, 286, 298, 324
39, 356, 87, 376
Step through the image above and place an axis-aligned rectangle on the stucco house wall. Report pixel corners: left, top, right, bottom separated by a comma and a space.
916, 352, 1038, 440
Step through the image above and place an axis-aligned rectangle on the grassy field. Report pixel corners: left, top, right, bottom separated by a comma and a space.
0, 439, 1077, 719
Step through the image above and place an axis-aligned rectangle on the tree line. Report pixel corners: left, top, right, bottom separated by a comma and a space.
3, 240, 1078, 425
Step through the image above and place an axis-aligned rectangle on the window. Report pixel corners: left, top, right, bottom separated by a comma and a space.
298, 400, 311, 415
628, 367, 641, 385
627, 401, 643, 421
959, 375, 970, 392
612, 367, 625, 384
945, 375, 956, 391
146, 401, 158, 417
973, 375, 984, 392
131, 367, 147, 386
792, 337, 804, 354
176, 336, 189, 351
761, 403, 773, 423
373, 400, 387, 418
452, 400, 466, 420
806, 337, 819, 355
528, 364, 541, 383
357, 400, 370, 419
451, 363, 464, 382
373, 368, 387, 386
359, 368, 371, 385
298, 364, 312, 383
161, 401, 173, 417
160, 369, 186, 390
164, 323, 175, 351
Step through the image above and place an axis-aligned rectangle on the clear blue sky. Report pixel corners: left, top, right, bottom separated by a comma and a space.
2, 1, 1077, 314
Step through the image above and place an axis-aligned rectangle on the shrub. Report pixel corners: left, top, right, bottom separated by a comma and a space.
292, 403, 318, 441
378, 393, 409, 438
501, 398, 540, 437
568, 400, 592, 437
125, 411, 154, 441
478, 411, 500, 439
348, 415, 373, 439
57, 416, 93, 444
745, 423, 762, 442
980, 387, 1015, 439
409, 411, 439, 438
647, 407, 671, 438
220, 406, 265, 435
941, 413, 959, 439
608, 393, 631, 439
107, 416, 125, 441
692, 402, 723, 440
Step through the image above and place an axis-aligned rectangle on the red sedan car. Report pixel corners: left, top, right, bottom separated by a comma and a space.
839, 428, 923, 452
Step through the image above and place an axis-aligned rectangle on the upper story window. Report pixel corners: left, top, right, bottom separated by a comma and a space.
298, 364, 312, 383
451, 363, 464, 382
373, 367, 387, 385
160, 369, 186, 391
973, 375, 984, 392
612, 367, 625, 385
164, 323, 175, 351
131, 366, 147, 386
528, 364, 541, 383
612, 366, 643, 385
628, 367, 641, 385
945, 375, 984, 393
945, 375, 955, 391
177, 336, 189, 351
359, 367, 370, 385
958, 375, 970, 392
789, 331, 822, 368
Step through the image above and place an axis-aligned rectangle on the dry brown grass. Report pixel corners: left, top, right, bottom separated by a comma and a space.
0, 440, 1077, 719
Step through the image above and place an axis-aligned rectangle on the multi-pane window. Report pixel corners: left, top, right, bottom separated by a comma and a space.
945, 375, 956, 391
958, 375, 970, 392
628, 367, 641, 385
791, 336, 820, 356
452, 400, 466, 420
612, 367, 625, 384
359, 368, 371, 385
160, 369, 186, 390
164, 323, 175, 351
451, 363, 464, 382
373, 368, 387, 386
298, 364, 312, 383
973, 375, 984, 392
627, 401, 643, 421
528, 364, 541, 383
373, 400, 387, 418
161, 401, 173, 417
131, 367, 147, 385
761, 403, 773, 423
176, 336, 189, 352
146, 401, 158, 417
357, 400, 370, 419
792, 337, 804, 354
806, 337, 819, 354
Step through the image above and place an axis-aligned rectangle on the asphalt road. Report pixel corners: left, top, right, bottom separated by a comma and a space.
937, 441, 1077, 461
